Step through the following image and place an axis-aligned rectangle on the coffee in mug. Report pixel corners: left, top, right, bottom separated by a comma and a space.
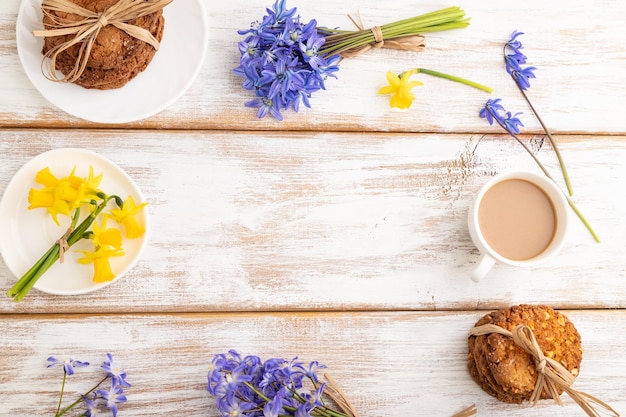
478, 178, 556, 261
468, 171, 570, 281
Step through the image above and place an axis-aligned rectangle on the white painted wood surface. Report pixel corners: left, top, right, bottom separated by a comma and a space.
0, 0, 625, 133
1, 311, 625, 416
0, 130, 625, 313
1, 0, 625, 416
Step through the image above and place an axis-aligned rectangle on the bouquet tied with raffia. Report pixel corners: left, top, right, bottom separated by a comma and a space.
207, 350, 479, 417
235, 1, 471, 120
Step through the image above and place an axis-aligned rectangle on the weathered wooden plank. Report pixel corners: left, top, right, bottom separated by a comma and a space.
0, 310, 624, 416
0, 0, 625, 133
1, 130, 624, 313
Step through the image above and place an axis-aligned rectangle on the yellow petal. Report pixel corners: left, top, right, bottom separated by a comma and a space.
92, 256, 116, 283
407, 80, 423, 89
110, 196, 148, 239
378, 85, 396, 95
77, 248, 125, 283
35, 167, 60, 187
28, 188, 55, 209
121, 216, 145, 239
98, 229, 124, 250
384, 71, 401, 87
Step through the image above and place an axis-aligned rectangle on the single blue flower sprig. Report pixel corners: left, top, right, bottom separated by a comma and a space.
504, 30, 573, 196
46, 353, 129, 417
480, 98, 599, 243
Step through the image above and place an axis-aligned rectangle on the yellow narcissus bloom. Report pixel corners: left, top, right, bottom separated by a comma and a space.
74, 166, 104, 204
11, 162, 150, 302
109, 195, 148, 239
378, 70, 423, 109
32, 165, 104, 211
90, 216, 123, 250
77, 247, 125, 283
28, 186, 71, 225
35, 166, 62, 187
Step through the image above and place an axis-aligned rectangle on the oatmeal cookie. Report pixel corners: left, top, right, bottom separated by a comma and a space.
42, 0, 165, 89
468, 305, 582, 403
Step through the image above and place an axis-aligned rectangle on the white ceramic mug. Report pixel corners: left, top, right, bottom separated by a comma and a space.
467, 171, 570, 282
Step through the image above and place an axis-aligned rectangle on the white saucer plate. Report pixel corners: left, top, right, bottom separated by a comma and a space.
0, 148, 149, 295
15, 0, 209, 123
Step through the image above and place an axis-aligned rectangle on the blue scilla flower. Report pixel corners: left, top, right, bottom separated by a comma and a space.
101, 353, 131, 388
266, 0, 297, 23
502, 111, 524, 134
511, 66, 537, 91
47, 356, 89, 375
504, 51, 527, 74
506, 30, 525, 52
96, 382, 127, 417
217, 391, 256, 417
478, 98, 506, 125
479, 98, 524, 135
504, 31, 536, 90
235, 0, 340, 120
246, 95, 284, 120
207, 351, 349, 417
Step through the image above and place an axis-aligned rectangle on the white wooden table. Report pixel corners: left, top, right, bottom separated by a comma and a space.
1, 0, 625, 416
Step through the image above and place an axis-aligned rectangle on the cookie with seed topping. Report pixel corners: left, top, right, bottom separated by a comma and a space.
41, 0, 165, 89
468, 304, 583, 403
468, 309, 525, 403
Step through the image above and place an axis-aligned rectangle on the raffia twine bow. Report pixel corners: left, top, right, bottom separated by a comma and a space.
470, 323, 619, 417
56, 225, 72, 263
339, 11, 425, 58
34, 0, 172, 83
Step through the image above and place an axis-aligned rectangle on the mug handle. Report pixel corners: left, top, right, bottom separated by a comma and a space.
471, 253, 496, 282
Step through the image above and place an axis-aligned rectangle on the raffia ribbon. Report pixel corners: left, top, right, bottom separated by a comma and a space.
340, 11, 426, 58
324, 373, 360, 417
56, 226, 72, 263
470, 324, 620, 417
450, 404, 477, 417
33, 0, 172, 83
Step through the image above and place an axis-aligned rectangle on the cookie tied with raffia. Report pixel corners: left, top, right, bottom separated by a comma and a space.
467, 304, 618, 417
36, 0, 171, 89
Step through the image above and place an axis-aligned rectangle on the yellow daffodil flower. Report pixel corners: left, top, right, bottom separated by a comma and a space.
378, 67, 492, 111
54, 180, 80, 204
90, 216, 123, 250
77, 247, 125, 283
32, 166, 104, 213
75, 166, 104, 201
378, 70, 423, 109
28, 187, 71, 225
10, 163, 150, 302
35, 166, 62, 188
109, 195, 148, 239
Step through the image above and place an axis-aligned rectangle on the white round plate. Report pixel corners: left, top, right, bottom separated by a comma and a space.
0, 148, 149, 295
15, 0, 208, 124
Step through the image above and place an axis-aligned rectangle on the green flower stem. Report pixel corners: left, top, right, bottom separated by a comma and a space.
5, 207, 81, 301
489, 109, 600, 243
518, 87, 574, 196
7, 197, 113, 302
242, 381, 351, 417
55, 375, 109, 417
414, 68, 493, 93
55, 371, 67, 417
319, 6, 469, 57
